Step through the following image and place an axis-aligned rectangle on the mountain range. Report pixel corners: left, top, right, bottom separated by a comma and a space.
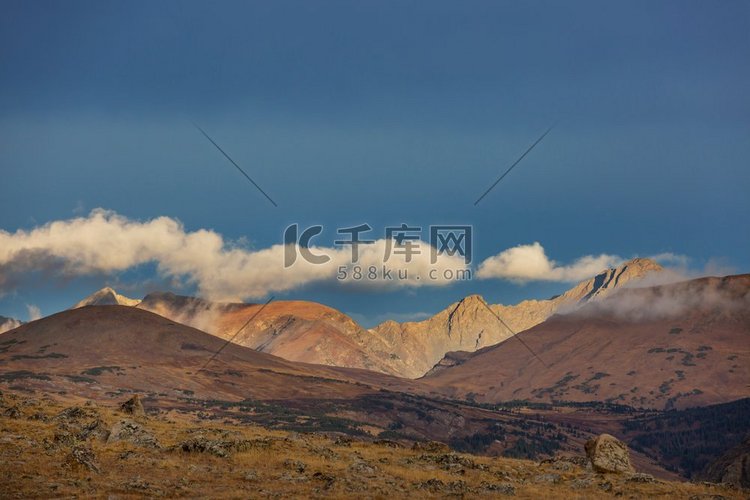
57, 257, 666, 379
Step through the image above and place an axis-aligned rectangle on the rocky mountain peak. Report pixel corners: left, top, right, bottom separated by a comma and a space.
72, 287, 140, 309
567, 257, 664, 304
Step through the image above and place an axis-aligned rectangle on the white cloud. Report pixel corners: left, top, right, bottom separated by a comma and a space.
648, 252, 690, 267
0, 317, 23, 334
476, 242, 623, 283
26, 304, 41, 321
0, 209, 469, 302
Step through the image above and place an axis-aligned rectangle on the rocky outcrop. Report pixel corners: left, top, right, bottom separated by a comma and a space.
72, 287, 140, 308
585, 434, 635, 474
107, 419, 159, 448
700, 436, 750, 489
67, 445, 99, 472
119, 395, 145, 417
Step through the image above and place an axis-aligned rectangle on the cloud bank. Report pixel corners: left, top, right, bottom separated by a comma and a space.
476, 242, 624, 282
0, 209, 468, 301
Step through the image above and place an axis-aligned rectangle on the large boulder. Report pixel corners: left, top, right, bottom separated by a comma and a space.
584, 434, 635, 474
119, 394, 145, 417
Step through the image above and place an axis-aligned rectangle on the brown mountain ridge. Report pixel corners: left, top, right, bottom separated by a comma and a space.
422, 274, 750, 410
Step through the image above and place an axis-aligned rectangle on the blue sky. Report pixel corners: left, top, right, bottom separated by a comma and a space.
1, 1, 749, 325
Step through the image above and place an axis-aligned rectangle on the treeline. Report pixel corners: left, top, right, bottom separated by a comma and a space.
622, 398, 750, 477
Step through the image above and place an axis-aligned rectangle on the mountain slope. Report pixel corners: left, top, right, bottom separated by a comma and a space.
422, 274, 750, 410
136, 292, 401, 375
72, 287, 140, 308
0, 305, 412, 402
372, 258, 664, 378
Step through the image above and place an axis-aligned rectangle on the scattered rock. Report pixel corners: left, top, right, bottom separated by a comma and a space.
570, 477, 595, 489
373, 439, 403, 448
532, 473, 561, 484
180, 435, 269, 456
312, 471, 336, 488
584, 434, 635, 474
279, 472, 308, 483
419, 453, 477, 471
480, 481, 516, 495
412, 440, 451, 453
107, 419, 159, 448
349, 460, 377, 476
67, 445, 99, 472
283, 459, 307, 473
415, 478, 467, 493
119, 395, 145, 417
124, 477, 151, 491
627, 472, 658, 483
54, 406, 98, 422
333, 436, 352, 446
52, 430, 76, 448
28, 411, 49, 422
540, 455, 589, 469
3, 406, 21, 418
78, 418, 110, 441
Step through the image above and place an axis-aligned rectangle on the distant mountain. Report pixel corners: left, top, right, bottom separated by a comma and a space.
136, 292, 403, 376
371, 258, 664, 378
422, 274, 750, 410
72, 287, 140, 308
0, 315, 23, 334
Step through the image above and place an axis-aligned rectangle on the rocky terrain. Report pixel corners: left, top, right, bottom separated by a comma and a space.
423, 274, 750, 410
1, 391, 743, 499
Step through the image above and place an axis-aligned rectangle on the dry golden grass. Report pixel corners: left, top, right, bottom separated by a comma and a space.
0, 390, 744, 499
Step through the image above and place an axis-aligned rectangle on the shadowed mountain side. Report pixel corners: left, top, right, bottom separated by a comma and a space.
422, 275, 750, 410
